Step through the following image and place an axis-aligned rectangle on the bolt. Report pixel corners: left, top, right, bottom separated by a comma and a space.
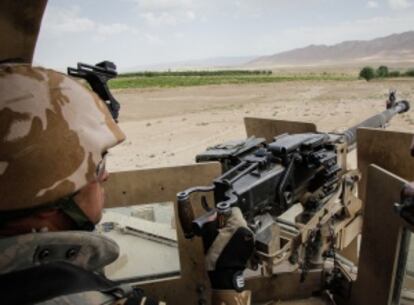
196, 284, 205, 293
66, 248, 79, 260
38, 249, 50, 261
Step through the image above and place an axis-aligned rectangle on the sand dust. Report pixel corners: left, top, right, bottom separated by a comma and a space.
107, 79, 414, 172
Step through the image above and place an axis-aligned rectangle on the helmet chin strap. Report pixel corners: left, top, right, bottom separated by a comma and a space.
55, 193, 96, 232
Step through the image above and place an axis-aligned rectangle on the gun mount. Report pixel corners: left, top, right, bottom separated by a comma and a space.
68, 61, 121, 121
177, 98, 409, 277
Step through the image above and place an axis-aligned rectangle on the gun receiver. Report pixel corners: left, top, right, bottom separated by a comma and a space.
177, 97, 410, 275
68, 61, 120, 121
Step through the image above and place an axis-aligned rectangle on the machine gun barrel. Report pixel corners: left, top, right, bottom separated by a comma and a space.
342, 100, 409, 147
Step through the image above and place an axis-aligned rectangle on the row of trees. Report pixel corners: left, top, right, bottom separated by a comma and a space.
359, 65, 414, 81
120, 70, 273, 78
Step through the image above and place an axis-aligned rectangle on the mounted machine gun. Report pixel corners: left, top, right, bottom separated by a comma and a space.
177, 97, 410, 278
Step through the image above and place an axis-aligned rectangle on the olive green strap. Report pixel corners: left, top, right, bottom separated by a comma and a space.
55, 194, 95, 231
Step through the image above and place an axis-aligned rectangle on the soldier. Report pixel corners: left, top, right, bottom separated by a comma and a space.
0, 63, 254, 305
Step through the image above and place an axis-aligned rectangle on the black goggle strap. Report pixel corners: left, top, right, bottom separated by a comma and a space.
55, 193, 95, 232
0, 208, 34, 225
0, 203, 64, 227
0, 194, 95, 231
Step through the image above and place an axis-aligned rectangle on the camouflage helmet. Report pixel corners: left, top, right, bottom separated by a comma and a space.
0, 64, 126, 212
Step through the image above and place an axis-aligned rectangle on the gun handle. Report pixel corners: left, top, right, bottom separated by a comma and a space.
177, 193, 196, 239
192, 209, 218, 236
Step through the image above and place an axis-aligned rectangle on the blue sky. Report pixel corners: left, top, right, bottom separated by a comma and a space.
34, 0, 414, 71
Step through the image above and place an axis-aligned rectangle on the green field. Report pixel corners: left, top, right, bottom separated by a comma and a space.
109, 72, 355, 89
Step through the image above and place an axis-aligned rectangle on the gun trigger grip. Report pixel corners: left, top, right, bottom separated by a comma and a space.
192, 210, 217, 236
201, 196, 211, 211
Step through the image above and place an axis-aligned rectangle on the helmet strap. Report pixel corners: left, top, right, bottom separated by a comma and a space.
55, 194, 96, 231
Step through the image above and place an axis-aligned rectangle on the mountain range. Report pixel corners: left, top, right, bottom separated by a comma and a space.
126, 31, 414, 71
247, 31, 414, 68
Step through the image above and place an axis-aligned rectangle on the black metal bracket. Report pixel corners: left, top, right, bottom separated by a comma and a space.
68, 61, 120, 122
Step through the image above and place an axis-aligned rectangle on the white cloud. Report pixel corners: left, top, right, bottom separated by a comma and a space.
134, 0, 194, 12
132, 0, 197, 26
144, 33, 165, 45
174, 32, 185, 38
367, 1, 379, 8
389, 0, 412, 10
186, 11, 196, 20
97, 23, 136, 36
43, 6, 95, 33
231, 1, 264, 18
140, 10, 196, 26
42, 6, 138, 41
140, 12, 178, 26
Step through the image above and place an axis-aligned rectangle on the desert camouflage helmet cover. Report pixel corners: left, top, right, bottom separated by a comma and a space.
0, 64, 125, 211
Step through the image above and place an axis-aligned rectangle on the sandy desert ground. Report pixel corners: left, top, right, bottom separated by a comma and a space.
107, 79, 414, 172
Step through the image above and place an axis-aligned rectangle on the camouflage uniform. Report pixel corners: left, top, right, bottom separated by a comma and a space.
0, 64, 125, 210
0, 64, 149, 305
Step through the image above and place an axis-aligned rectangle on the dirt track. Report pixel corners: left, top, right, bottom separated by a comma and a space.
108, 79, 414, 172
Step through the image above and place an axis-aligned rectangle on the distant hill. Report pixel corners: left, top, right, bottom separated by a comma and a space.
123, 31, 414, 72
126, 56, 257, 72
247, 31, 414, 68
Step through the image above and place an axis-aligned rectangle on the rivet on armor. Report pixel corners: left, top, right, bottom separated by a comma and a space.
39, 249, 50, 261
66, 248, 79, 260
